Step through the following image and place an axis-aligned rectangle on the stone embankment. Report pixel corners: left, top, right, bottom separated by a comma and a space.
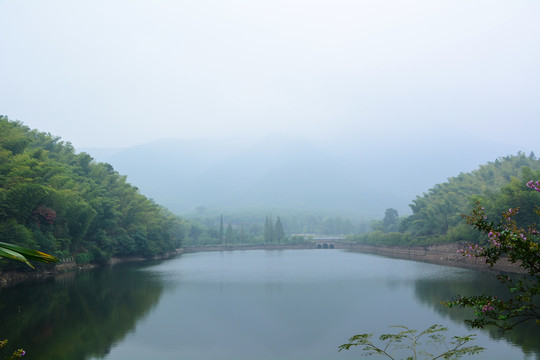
0, 250, 181, 286
0, 261, 95, 286
346, 242, 525, 274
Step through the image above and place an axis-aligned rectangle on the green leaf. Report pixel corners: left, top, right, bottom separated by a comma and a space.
0, 247, 34, 268
0, 241, 58, 264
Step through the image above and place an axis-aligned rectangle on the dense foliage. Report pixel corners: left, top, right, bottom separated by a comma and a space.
349, 153, 540, 246
0, 117, 188, 265
445, 201, 540, 330
404, 153, 540, 236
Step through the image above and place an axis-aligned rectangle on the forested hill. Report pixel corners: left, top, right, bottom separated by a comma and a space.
0, 117, 188, 267
354, 152, 540, 245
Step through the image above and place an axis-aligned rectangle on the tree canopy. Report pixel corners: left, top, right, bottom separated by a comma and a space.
350, 153, 540, 246
0, 117, 188, 266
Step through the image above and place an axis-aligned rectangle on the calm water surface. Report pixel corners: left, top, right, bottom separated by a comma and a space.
0, 249, 538, 360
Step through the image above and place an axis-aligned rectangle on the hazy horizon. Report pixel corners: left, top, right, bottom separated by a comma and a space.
1, 0, 539, 153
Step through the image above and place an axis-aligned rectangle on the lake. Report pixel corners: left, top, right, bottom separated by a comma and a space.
0, 249, 538, 360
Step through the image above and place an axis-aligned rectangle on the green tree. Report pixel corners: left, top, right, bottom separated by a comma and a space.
274, 216, 284, 244
219, 214, 224, 244
225, 223, 234, 245
264, 215, 274, 244
382, 208, 399, 233
239, 225, 246, 246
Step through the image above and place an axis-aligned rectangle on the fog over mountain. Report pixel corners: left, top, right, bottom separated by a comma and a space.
2, 1, 538, 220
85, 133, 526, 218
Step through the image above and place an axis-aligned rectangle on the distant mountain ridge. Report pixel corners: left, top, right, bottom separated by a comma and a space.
84, 134, 528, 218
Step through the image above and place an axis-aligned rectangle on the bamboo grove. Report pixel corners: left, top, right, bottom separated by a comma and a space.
0, 117, 188, 267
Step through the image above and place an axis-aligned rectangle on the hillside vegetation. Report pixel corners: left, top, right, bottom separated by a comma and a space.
0, 117, 188, 267
3, 115, 539, 263
352, 152, 540, 246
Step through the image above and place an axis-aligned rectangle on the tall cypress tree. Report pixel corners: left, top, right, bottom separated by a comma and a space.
275, 216, 284, 244
240, 225, 246, 246
264, 215, 270, 244
225, 223, 234, 245
219, 214, 224, 244
268, 214, 274, 243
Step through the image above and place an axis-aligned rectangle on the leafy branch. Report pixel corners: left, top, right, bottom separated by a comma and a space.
339, 324, 484, 359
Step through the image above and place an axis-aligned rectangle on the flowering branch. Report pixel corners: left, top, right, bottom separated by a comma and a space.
0, 340, 25, 359
445, 180, 540, 330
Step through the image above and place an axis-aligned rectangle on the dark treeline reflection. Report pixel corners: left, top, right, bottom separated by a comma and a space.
0, 262, 166, 360
414, 271, 540, 358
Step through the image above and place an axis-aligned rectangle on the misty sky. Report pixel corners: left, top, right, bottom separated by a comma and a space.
1, 0, 539, 150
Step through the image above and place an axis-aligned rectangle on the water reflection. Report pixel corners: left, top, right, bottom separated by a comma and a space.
0, 262, 166, 360
100, 250, 539, 360
0, 251, 538, 360
414, 269, 540, 359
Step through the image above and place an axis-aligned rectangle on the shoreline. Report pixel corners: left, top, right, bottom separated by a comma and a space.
0, 250, 181, 287
181, 242, 526, 274
0, 242, 525, 286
